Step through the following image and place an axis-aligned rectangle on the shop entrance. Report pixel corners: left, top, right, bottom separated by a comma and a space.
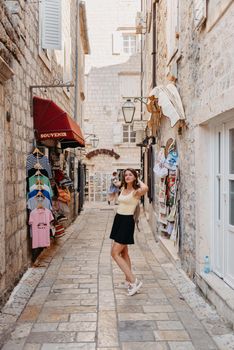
213, 119, 234, 288
87, 172, 112, 202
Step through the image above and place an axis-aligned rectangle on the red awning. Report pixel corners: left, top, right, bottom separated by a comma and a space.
33, 96, 85, 148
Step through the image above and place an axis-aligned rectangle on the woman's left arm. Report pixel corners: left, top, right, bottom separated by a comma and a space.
134, 180, 148, 198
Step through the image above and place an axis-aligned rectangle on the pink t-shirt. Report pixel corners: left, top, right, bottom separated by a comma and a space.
29, 208, 54, 249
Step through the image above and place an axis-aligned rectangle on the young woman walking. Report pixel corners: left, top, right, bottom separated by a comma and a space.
110, 168, 148, 296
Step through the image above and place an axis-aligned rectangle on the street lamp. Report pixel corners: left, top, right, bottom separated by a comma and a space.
85, 134, 99, 148
122, 99, 136, 124
122, 97, 148, 124
89, 134, 99, 148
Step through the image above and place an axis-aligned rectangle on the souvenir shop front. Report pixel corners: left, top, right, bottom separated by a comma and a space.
145, 84, 186, 254
26, 96, 85, 257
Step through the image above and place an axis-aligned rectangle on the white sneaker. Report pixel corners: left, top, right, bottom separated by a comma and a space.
127, 278, 142, 296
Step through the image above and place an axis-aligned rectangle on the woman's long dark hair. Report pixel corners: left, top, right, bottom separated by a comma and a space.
122, 168, 140, 189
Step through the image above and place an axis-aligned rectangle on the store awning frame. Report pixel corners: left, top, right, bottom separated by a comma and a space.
33, 96, 85, 149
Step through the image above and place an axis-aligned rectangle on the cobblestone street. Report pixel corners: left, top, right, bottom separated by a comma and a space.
0, 204, 234, 350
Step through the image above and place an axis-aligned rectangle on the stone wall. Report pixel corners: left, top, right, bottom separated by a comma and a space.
143, 0, 234, 278
0, 0, 83, 305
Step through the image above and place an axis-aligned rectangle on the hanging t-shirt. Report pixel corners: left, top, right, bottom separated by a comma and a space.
29, 184, 53, 197
27, 168, 49, 178
28, 189, 51, 202
29, 208, 54, 248
28, 174, 52, 192
27, 197, 52, 211
26, 154, 52, 178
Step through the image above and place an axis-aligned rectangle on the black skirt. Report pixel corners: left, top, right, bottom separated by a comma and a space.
110, 213, 135, 245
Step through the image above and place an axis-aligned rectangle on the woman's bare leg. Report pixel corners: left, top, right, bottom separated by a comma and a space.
121, 246, 131, 282
111, 242, 135, 283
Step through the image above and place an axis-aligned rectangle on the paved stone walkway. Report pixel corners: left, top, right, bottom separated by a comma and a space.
1, 204, 234, 350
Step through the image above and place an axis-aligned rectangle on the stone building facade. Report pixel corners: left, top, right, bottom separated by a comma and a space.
0, 0, 89, 306
83, 0, 143, 201
141, 0, 234, 324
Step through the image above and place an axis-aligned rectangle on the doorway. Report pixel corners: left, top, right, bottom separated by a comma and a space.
213, 120, 234, 288
87, 172, 112, 202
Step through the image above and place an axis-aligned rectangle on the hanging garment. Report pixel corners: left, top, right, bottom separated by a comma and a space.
153, 147, 168, 178
27, 196, 52, 211
28, 174, 52, 192
166, 172, 177, 207
158, 180, 166, 203
54, 169, 65, 183
29, 183, 53, 197
26, 153, 52, 178
28, 189, 51, 202
29, 208, 54, 248
57, 186, 71, 204
165, 150, 178, 171
27, 168, 49, 179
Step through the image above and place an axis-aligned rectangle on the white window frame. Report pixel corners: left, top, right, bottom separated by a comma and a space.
123, 124, 136, 144
212, 118, 234, 289
122, 33, 137, 54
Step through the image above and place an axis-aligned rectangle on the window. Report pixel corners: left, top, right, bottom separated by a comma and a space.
123, 125, 136, 143
122, 34, 136, 54
112, 31, 137, 55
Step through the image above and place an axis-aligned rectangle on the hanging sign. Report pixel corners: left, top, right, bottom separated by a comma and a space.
86, 149, 120, 160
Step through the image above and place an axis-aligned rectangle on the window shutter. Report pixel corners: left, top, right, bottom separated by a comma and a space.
166, 0, 178, 63
113, 123, 123, 145
112, 31, 122, 55
194, 0, 207, 29
136, 35, 141, 53
42, 0, 62, 50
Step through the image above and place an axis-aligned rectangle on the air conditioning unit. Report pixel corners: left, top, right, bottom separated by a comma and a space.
136, 12, 146, 34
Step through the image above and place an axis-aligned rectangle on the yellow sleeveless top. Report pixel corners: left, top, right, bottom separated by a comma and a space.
117, 190, 139, 215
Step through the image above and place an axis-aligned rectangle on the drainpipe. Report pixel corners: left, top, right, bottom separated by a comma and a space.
140, 0, 144, 203
74, 0, 80, 217
140, 0, 143, 122
74, 0, 79, 124
152, 0, 157, 87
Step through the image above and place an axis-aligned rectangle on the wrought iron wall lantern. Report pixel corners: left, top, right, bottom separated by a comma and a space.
85, 133, 99, 148
122, 96, 148, 124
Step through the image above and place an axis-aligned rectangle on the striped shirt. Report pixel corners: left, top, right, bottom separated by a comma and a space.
26, 154, 52, 178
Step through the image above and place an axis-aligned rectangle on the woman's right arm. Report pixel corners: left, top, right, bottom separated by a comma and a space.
134, 180, 148, 198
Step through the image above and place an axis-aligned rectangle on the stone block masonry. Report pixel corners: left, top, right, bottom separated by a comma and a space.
0, 0, 83, 307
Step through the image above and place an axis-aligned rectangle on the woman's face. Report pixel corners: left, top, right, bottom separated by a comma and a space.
124, 170, 136, 184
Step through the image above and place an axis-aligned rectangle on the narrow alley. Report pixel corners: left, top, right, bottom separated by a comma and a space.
0, 205, 233, 350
